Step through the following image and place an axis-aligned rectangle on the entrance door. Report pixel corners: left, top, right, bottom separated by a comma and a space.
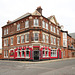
34, 51, 39, 60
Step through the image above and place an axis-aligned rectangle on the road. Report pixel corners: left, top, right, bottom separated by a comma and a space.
0, 58, 75, 75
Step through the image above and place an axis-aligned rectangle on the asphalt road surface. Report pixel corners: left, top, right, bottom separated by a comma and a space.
0, 59, 75, 75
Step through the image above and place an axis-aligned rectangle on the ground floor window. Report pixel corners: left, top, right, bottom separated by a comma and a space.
17, 49, 20, 57
43, 48, 49, 57
21, 49, 24, 57
26, 48, 29, 57
43, 48, 45, 57
51, 49, 57, 57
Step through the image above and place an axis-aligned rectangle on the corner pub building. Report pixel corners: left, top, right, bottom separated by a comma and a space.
2, 6, 64, 60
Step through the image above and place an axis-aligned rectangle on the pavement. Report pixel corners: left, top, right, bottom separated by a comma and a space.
0, 58, 75, 75
0, 57, 75, 64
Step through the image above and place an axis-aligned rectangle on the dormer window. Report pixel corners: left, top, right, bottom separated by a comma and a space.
17, 24, 20, 31
25, 20, 29, 28
34, 19, 39, 26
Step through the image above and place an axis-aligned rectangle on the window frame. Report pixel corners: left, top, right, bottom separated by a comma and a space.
17, 24, 20, 31
34, 19, 39, 26
25, 20, 29, 28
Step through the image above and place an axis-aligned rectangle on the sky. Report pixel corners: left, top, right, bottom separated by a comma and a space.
0, 0, 75, 48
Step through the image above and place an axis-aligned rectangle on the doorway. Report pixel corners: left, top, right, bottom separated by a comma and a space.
34, 51, 39, 60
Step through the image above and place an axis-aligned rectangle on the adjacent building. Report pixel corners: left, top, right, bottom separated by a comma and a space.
1, 6, 75, 60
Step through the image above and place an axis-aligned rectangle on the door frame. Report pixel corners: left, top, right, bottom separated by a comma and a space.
33, 50, 40, 60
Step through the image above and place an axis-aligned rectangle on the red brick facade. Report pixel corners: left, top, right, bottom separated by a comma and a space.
1, 6, 75, 60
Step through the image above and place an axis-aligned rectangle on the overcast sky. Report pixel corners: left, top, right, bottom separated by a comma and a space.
0, 0, 75, 48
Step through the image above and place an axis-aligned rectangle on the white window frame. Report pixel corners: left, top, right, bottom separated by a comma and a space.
43, 34, 45, 42
42, 20, 45, 28
51, 25, 53, 32
21, 49, 25, 57
17, 49, 20, 57
54, 27, 55, 33
57, 29, 59, 35
51, 37, 53, 44
51, 49, 57, 57
25, 20, 29, 28
43, 48, 45, 57
21, 35, 24, 43
34, 33, 39, 41
54, 38, 56, 45
25, 34, 29, 43
7, 28, 8, 34
11, 37, 13, 45
46, 35, 48, 43
46, 23, 48, 30
17, 24, 20, 31
17, 36, 20, 44
26, 48, 30, 58
4, 29, 6, 35
34, 19, 39, 26
4, 39, 6, 46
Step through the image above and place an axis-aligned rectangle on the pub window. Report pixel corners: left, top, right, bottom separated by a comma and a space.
7, 39, 8, 46
51, 50, 57, 57
21, 49, 24, 57
17, 49, 20, 57
43, 34, 45, 42
34, 19, 39, 26
26, 48, 29, 57
34, 33, 39, 41
4, 39, 6, 46
42, 20, 45, 28
25, 20, 29, 28
46, 35, 48, 43
51, 37, 53, 44
57, 39, 60, 46
57, 29, 59, 35
43, 48, 45, 57
17, 36, 20, 44
25, 34, 29, 42
4, 50, 6, 57
7, 28, 8, 34
21, 35, 24, 43
11, 38, 13, 45
17, 24, 20, 31
54, 38, 56, 45
51, 25, 53, 32
46, 23, 48, 30
4, 29, 6, 35
54, 27, 55, 33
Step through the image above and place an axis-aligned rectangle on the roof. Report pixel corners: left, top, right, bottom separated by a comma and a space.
69, 33, 75, 39
2, 13, 31, 28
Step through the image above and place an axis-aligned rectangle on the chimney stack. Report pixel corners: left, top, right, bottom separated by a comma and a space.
36, 6, 42, 15
7, 20, 11, 24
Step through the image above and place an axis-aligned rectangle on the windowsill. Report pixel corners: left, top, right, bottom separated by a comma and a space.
32, 26, 41, 27
25, 41, 29, 43
32, 41, 39, 42
25, 57, 30, 59
11, 44, 13, 45
25, 27, 29, 28
17, 30, 20, 31
17, 43, 20, 44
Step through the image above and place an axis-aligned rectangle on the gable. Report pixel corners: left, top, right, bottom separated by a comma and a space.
48, 15, 58, 25
32, 10, 41, 16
